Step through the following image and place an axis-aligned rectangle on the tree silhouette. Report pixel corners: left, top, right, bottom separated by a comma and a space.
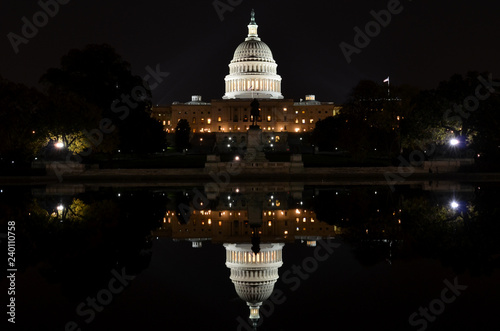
175, 119, 191, 152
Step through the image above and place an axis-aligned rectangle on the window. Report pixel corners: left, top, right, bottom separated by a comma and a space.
217, 116, 222, 122
275, 136, 280, 142
233, 115, 238, 122
295, 118, 299, 124
201, 118, 205, 124
267, 115, 271, 122
207, 118, 211, 124
192, 117, 196, 124
243, 115, 248, 122
167, 120, 171, 125
302, 119, 306, 124
310, 119, 314, 123
163, 121, 166, 125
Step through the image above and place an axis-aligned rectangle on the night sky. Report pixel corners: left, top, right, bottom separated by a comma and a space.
2, 0, 500, 105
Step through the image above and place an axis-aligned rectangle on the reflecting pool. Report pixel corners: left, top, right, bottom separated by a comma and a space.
2, 181, 500, 330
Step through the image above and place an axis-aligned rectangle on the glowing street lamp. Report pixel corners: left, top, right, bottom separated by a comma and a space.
450, 201, 459, 209
55, 141, 65, 148
449, 138, 459, 146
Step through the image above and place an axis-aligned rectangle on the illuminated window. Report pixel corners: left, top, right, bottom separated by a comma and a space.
268, 221, 272, 226
302, 119, 306, 124
163, 121, 166, 125
167, 120, 171, 125
218, 116, 222, 122
295, 118, 299, 124
208, 219, 212, 225
275, 136, 280, 143
201, 118, 205, 124
310, 119, 314, 123
219, 221, 222, 226
207, 118, 211, 124
243, 115, 248, 122
267, 115, 271, 122
192, 117, 196, 124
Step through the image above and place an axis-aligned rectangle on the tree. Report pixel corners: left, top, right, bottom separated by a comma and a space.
0, 76, 46, 165
40, 44, 165, 154
402, 71, 498, 158
40, 89, 106, 156
175, 119, 191, 152
323, 80, 416, 160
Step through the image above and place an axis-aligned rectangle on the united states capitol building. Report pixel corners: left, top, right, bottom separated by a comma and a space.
152, 10, 340, 138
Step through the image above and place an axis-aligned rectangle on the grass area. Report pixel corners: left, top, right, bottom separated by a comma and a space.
265, 152, 292, 162
85, 151, 392, 169
99, 154, 206, 169
302, 154, 392, 167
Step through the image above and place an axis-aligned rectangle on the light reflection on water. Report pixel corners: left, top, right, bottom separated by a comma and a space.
1, 182, 500, 330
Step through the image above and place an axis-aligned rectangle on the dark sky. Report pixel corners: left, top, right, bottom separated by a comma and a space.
2, 0, 499, 104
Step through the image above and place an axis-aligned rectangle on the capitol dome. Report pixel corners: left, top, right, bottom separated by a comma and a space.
223, 10, 283, 99
224, 243, 284, 326
232, 40, 275, 63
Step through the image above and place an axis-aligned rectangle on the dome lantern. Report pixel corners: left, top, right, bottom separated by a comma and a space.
246, 9, 260, 41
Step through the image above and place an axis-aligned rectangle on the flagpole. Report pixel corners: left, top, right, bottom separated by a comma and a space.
383, 77, 390, 98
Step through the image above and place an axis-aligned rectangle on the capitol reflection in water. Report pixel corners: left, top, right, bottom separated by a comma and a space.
152, 184, 337, 328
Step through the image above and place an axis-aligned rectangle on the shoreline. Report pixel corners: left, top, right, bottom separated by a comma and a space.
1, 167, 500, 185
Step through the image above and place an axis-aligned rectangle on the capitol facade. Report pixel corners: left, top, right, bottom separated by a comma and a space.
152, 11, 340, 137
